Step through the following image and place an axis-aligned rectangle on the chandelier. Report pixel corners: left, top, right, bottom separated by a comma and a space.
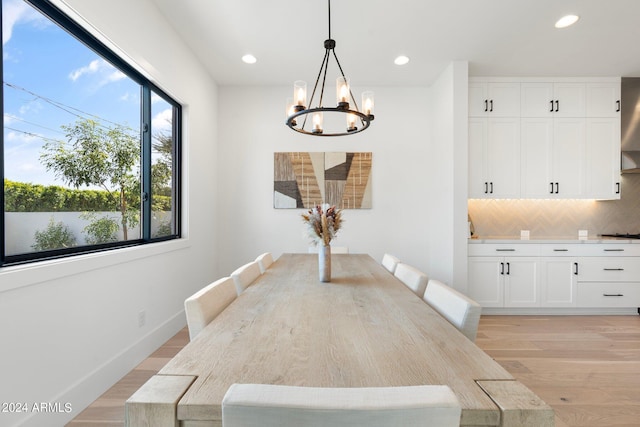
285, 0, 374, 137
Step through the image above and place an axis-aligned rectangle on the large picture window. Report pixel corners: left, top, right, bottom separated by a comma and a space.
2, 0, 181, 266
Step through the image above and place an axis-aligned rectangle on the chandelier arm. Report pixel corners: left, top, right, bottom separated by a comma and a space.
318, 51, 331, 108
308, 49, 331, 110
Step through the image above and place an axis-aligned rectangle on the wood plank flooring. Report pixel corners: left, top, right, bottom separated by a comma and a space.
66, 315, 640, 427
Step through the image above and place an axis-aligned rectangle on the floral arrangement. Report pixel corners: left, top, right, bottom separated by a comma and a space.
302, 204, 343, 246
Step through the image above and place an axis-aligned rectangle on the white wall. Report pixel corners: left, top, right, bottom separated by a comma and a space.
427, 62, 469, 292
0, 1, 219, 426
216, 85, 435, 275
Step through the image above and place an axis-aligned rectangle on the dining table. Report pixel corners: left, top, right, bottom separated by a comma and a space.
126, 253, 553, 427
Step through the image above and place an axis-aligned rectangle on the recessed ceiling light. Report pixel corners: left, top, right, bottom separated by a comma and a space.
555, 14, 579, 29
394, 55, 410, 66
242, 54, 257, 64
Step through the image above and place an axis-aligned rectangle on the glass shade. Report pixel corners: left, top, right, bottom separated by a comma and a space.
347, 113, 357, 131
312, 112, 323, 134
294, 80, 307, 108
362, 91, 374, 116
336, 76, 350, 107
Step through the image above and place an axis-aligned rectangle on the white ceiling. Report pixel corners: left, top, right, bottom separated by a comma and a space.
150, 0, 640, 87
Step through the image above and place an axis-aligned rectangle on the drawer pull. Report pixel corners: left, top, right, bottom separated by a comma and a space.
496, 249, 516, 252
553, 249, 569, 252
603, 268, 624, 271
604, 249, 624, 252
603, 293, 624, 297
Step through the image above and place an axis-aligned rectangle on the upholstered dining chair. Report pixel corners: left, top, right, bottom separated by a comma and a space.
230, 261, 262, 296
381, 253, 401, 274
423, 279, 482, 342
184, 277, 236, 341
393, 263, 429, 297
255, 252, 274, 274
221, 383, 461, 427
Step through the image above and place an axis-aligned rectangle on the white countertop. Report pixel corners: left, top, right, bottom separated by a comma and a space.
469, 236, 640, 244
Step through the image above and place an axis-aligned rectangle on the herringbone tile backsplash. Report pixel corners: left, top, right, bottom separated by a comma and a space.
468, 174, 640, 238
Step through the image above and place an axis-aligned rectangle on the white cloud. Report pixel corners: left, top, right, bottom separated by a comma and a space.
152, 108, 173, 132
2, 0, 43, 46
69, 59, 102, 81
69, 58, 127, 88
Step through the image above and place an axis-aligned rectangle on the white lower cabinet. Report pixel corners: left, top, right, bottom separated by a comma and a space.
469, 242, 640, 310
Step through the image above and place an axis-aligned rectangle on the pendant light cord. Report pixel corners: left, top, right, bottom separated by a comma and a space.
328, 0, 331, 39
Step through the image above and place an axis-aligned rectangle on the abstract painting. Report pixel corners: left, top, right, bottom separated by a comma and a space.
274, 152, 372, 209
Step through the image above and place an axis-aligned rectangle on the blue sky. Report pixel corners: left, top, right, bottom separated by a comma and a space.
2, 0, 172, 187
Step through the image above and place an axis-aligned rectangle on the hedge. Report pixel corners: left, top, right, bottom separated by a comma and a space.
4, 180, 171, 212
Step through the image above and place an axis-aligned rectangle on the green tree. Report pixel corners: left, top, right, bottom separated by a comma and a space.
80, 212, 119, 244
40, 119, 140, 240
32, 217, 77, 251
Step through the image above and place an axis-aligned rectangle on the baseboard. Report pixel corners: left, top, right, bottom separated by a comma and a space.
17, 310, 186, 427
481, 307, 638, 315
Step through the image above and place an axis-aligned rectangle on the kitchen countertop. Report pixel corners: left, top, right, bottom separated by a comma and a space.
469, 236, 640, 244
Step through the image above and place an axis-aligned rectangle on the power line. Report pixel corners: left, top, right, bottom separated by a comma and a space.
4, 126, 66, 145
3, 81, 139, 136
4, 113, 65, 135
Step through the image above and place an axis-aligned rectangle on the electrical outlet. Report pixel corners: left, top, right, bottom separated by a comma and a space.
138, 310, 146, 327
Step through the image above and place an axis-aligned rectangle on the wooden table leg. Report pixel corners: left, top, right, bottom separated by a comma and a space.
125, 374, 196, 427
476, 380, 555, 427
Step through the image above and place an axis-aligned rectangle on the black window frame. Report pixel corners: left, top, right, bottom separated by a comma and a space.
1, 0, 182, 267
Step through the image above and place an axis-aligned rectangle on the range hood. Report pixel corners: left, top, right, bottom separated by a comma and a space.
621, 77, 640, 173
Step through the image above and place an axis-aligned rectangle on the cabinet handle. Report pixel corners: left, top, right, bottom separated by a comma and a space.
555, 100, 559, 112
484, 99, 488, 112
603, 294, 624, 297
554, 249, 569, 252
604, 249, 624, 252
484, 182, 488, 194
500, 262, 504, 275
505, 262, 510, 275
549, 100, 554, 112
489, 99, 493, 112
496, 249, 516, 252
603, 268, 624, 271
550, 182, 554, 194
616, 182, 620, 194
574, 262, 579, 275
489, 182, 493, 194
616, 100, 621, 112
555, 182, 559, 194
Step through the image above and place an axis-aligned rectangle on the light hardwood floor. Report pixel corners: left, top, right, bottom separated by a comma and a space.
67, 315, 640, 427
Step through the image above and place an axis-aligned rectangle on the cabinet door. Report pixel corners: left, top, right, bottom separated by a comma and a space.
540, 258, 577, 307
521, 118, 553, 198
469, 83, 489, 117
504, 257, 539, 307
486, 118, 520, 198
521, 82, 554, 117
488, 83, 520, 117
468, 257, 503, 307
551, 118, 585, 197
586, 83, 620, 118
585, 118, 621, 199
554, 83, 586, 117
469, 118, 488, 198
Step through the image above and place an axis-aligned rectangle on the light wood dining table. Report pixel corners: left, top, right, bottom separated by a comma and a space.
129, 253, 553, 427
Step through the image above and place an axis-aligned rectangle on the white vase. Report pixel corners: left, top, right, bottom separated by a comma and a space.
318, 244, 331, 282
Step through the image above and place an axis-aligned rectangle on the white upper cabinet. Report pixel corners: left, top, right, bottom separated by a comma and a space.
469, 82, 520, 117
586, 83, 621, 117
520, 82, 585, 117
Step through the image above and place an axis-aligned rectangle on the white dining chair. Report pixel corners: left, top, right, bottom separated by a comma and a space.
308, 246, 349, 254
423, 279, 482, 342
255, 252, 274, 273
393, 263, 428, 297
184, 277, 236, 341
230, 261, 262, 296
381, 253, 401, 274
222, 383, 461, 427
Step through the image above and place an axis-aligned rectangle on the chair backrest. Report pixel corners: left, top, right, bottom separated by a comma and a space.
308, 246, 349, 254
255, 252, 274, 273
184, 277, 236, 341
393, 263, 428, 297
222, 383, 461, 427
230, 261, 262, 296
423, 279, 482, 342
381, 253, 401, 274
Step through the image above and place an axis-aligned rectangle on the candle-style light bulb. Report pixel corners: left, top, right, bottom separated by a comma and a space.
347, 113, 357, 132
294, 80, 307, 111
336, 77, 350, 109
312, 112, 323, 134
362, 91, 374, 117
286, 98, 297, 126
